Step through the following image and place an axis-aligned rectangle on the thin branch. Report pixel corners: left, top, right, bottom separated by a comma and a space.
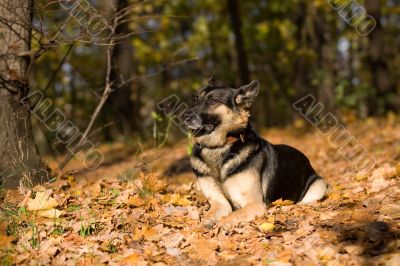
43, 44, 73, 92
59, 14, 118, 169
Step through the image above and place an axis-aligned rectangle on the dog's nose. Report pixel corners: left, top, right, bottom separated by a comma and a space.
182, 110, 195, 122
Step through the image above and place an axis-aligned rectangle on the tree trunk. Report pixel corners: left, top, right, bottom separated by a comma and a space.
364, 0, 397, 114
316, 11, 336, 113
0, 0, 48, 188
105, 0, 138, 139
226, 0, 250, 85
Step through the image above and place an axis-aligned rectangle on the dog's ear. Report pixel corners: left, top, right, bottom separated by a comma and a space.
235, 80, 260, 109
208, 76, 217, 87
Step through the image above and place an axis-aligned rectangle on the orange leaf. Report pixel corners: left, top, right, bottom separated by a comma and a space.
128, 195, 146, 207
272, 198, 294, 206
121, 253, 141, 265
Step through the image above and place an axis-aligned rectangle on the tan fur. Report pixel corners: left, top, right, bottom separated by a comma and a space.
198, 171, 267, 226
194, 104, 250, 147
197, 177, 233, 225
190, 156, 212, 176
223, 168, 264, 209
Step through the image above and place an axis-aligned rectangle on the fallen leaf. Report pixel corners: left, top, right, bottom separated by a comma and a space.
166, 247, 181, 256
259, 222, 275, 233
38, 209, 63, 218
128, 195, 146, 207
272, 199, 294, 206
0, 235, 15, 248
371, 164, 397, 179
143, 227, 161, 241
163, 193, 192, 206
380, 204, 400, 219
369, 177, 390, 193
121, 253, 141, 265
27, 190, 58, 211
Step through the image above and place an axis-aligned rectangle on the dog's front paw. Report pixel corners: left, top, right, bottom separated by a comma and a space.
201, 206, 231, 228
201, 211, 218, 229
219, 213, 241, 229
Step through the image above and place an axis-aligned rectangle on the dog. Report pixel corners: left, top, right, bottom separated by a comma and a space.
182, 78, 327, 226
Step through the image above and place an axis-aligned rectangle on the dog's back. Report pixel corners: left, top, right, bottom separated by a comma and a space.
261, 143, 324, 203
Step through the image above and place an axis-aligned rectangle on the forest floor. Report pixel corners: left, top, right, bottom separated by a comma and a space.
1, 115, 400, 266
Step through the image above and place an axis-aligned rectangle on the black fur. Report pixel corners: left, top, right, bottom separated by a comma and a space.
191, 126, 320, 203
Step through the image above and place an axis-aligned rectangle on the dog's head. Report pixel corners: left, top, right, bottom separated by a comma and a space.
183, 78, 260, 147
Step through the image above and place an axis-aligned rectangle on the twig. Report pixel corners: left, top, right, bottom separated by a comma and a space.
43, 44, 74, 92
59, 23, 117, 170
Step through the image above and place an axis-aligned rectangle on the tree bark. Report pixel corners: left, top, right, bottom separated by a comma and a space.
105, 0, 138, 139
364, 0, 397, 114
226, 0, 250, 85
316, 8, 336, 113
0, 0, 48, 188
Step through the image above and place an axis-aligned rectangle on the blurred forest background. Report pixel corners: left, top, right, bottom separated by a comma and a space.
30, 0, 400, 148
1, 0, 400, 186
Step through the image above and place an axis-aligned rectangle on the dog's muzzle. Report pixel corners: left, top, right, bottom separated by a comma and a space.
182, 111, 216, 136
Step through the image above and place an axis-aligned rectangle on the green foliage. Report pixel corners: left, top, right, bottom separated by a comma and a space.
107, 242, 118, 254
79, 223, 97, 237
66, 204, 81, 212
51, 225, 65, 236
28, 222, 40, 249
0, 252, 13, 266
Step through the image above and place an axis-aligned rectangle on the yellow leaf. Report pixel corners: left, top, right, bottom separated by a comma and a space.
38, 209, 63, 218
27, 190, 58, 211
128, 195, 146, 207
67, 175, 75, 182
164, 193, 192, 206
272, 198, 294, 206
259, 222, 275, 233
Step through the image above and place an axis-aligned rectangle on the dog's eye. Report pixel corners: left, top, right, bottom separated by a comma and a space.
207, 97, 219, 105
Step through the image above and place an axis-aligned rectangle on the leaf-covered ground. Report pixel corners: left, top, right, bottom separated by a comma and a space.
1, 116, 400, 265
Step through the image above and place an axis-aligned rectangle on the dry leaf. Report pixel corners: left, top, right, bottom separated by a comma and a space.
38, 209, 63, 218
163, 193, 192, 206
132, 226, 162, 241
27, 190, 58, 211
272, 198, 294, 206
128, 195, 146, 207
121, 253, 141, 265
380, 204, 400, 219
259, 222, 275, 233
0, 235, 15, 248
369, 177, 390, 193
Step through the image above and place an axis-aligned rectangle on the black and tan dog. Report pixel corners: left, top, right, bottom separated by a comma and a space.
183, 78, 327, 226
